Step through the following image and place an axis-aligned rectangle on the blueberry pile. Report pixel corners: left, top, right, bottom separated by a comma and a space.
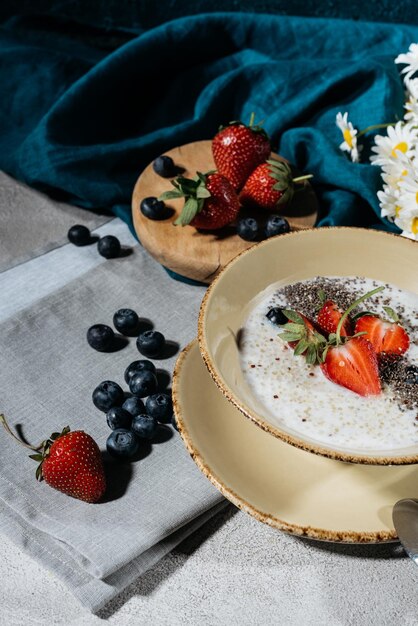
236, 214, 290, 242
89, 307, 177, 459
67, 225, 124, 259
93, 368, 175, 459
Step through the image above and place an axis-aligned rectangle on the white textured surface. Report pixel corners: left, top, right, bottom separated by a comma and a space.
2, 505, 418, 625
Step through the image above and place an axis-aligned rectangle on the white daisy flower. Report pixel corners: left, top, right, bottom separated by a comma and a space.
336, 112, 361, 162
395, 43, 418, 81
395, 212, 418, 240
398, 170, 418, 217
405, 76, 418, 100
381, 152, 414, 189
404, 97, 418, 123
399, 169, 418, 192
404, 79, 418, 122
370, 122, 418, 166
377, 184, 400, 221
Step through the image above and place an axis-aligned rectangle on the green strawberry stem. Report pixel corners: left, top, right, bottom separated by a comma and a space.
0, 413, 41, 451
249, 112, 256, 127
293, 174, 313, 183
335, 286, 385, 344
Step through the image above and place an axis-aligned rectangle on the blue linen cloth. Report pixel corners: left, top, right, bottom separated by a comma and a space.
1, 12, 417, 251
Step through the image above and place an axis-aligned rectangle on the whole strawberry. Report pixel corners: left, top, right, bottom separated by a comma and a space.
0, 417, 106, 503
212, 114, 271, 190
159, 171, 240, 230
240, 160, 313, 211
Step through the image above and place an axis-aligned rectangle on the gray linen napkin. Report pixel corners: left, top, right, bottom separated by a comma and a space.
0, 171, 110, 273
0, 244, 224, 610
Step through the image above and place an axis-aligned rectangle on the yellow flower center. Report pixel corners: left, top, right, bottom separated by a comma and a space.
402, 169, 408, 176
391, 142, 408, 157
412, 217, 418, 234
395, 205, 401, 216
416, 192, 418, 205
343, 129, 353, 148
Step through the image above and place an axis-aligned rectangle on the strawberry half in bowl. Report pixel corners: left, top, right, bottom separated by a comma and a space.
198, 227, 418, 465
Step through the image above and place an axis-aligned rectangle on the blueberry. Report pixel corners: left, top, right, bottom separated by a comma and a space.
87, 324, 115, 352
266, 307, 287, 325
146, 393, 173, 424
265, 215, 290, 238
137, 330, 165, 358
131, 414, 158, 440
92, 380, 124, 412
106, 429, 139, 459
106, 407, 132, 430
67, 224, 92, 246
124, 360, 156, 384
171, 413, 179, 432
153, 155, 176, 178
122, 396, 146, 417
237, 217, 259, 241
140, 197, 170, 221
405, 365, 418, 385
98, 235, 121, 259
129, 370, 158, 397
113, 308, 139, 335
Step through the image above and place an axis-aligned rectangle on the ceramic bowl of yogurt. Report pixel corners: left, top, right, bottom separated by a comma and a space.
198, 227, 418, 464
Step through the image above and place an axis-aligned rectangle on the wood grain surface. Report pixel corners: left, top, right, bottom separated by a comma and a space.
132, 140, 318, 283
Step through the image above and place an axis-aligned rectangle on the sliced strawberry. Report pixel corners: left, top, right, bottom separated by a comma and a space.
317, 300, 352, 337
320, 337, 381, 397
354, 315, 410, 356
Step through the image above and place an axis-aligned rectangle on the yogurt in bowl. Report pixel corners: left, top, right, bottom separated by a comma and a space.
198, 227, 418, 464
240, 275, 418, 452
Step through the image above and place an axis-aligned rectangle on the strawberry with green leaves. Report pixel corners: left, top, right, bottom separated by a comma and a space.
212, 113, 271, 191
0, 416, 106, 503
279, 310, 327, 362
278, 286, 385, 397
160, 171, 240, 230
239, 159, 313, 212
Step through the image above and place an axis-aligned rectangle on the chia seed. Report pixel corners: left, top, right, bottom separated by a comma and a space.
282, 278, 355, 319
380, 356, 418, 413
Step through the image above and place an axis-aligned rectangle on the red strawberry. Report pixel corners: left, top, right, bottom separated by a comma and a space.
288, 313, 316, 349
160, 171, 240, 230
239, 160, 313, 211
317, 300, 352, 337
212, 114, 271, 190
320, 337, 381, 397
0, 418, 106, 503
354, 315, 410, 356
278, 311, 327, 364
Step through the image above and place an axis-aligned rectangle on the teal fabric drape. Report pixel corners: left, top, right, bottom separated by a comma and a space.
1, 11, 417, 269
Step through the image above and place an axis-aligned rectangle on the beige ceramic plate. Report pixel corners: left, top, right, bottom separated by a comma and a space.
198, 227, 418, 465
173, 340, 418, 542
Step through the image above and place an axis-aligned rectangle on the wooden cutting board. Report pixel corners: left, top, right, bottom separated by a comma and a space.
132, 140, 318, 284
